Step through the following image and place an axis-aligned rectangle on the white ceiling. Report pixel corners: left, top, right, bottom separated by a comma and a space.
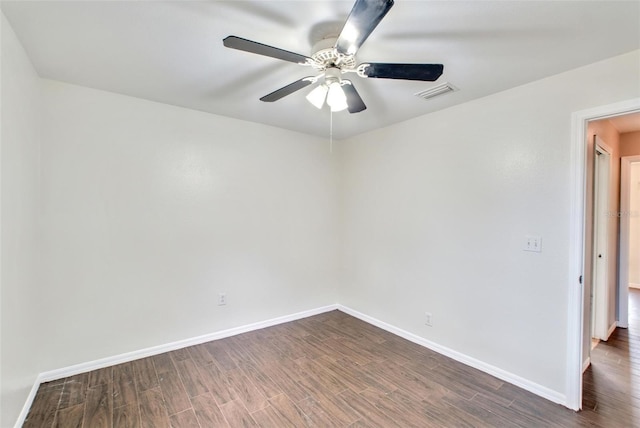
2, 1, 639, 139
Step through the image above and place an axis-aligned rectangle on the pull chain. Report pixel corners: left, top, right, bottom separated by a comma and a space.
329, 110, 333, 154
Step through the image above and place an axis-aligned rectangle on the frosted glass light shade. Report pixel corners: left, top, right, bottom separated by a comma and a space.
306, 85, 328, 109
327, 82, 347, 112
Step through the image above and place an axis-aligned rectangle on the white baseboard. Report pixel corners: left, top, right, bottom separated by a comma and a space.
582, 357, 591, 373
629, 283, 640, 289
336, 305, 567, 407
15, 304, 338, 427
607, 321, 617, 340
18, 302, 569, 426
14, 380, 42, 428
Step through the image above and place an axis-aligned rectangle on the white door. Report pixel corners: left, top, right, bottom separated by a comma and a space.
592, 138, 611, 340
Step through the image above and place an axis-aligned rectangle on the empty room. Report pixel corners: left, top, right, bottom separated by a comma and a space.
2, 0, 639, 427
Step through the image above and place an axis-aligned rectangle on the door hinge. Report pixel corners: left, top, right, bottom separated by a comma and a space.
579, 275, 583, 284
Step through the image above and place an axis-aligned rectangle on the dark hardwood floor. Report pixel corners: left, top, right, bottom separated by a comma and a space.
23, 295, 640, 427
581, 288, 640, 427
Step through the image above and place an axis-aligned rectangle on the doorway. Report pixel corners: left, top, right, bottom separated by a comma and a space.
567, 99, 640, 411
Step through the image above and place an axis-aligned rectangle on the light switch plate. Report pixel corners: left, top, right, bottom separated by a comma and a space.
524, 236, 542, 252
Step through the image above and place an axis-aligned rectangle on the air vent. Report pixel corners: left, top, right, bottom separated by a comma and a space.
414, 82, 458, 100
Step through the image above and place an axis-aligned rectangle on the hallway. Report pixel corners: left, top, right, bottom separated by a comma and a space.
582, 288, 640, 425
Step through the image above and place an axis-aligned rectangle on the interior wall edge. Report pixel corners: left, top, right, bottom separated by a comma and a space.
1, 9, 45, 428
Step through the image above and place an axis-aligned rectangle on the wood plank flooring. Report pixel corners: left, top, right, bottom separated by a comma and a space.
24, 297, 640, 427
581, 288, 640, 426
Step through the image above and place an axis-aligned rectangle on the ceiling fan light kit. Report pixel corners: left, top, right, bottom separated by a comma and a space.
306, 85, 329, 109
222, 0, 444, 114
327, 82, 349, 112
305, 67, 349, 112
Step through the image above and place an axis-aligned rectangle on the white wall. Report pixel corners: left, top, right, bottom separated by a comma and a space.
338, 50, 640, 397
630, 163, 640, 286
0, 12, 42, 427
37, 79, 340, 372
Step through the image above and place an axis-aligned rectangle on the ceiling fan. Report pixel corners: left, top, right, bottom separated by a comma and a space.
222, 0, 444, 114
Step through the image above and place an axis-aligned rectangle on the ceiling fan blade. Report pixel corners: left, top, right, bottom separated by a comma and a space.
223, 36, 312, 65
342, 81, 367, 113
359, 63, 444, 81
335, 0, 394, 55
260, 77, 315, 102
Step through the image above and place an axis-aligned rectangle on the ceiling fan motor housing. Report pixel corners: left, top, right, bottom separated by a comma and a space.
310, 37, 356, 72
324, 67, 342, 85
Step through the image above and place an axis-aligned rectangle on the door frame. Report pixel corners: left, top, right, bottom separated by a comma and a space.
619, 155, 640, 328
567, 98, 640, 411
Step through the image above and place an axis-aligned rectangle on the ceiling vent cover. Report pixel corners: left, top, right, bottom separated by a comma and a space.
414, 82, 458, 100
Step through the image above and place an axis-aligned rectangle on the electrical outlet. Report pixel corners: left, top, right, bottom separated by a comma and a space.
218, 293, 226, 306
425, 312, 433, 327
